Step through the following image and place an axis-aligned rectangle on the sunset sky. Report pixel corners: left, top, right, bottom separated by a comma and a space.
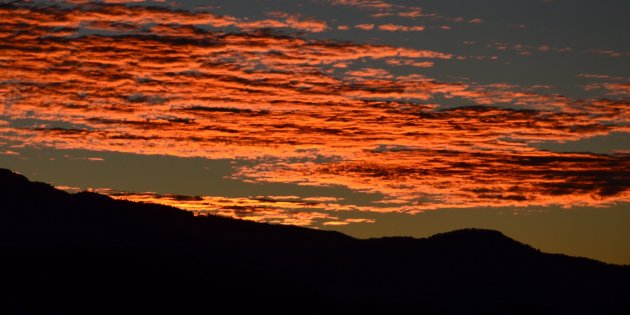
1, 0, 628, 264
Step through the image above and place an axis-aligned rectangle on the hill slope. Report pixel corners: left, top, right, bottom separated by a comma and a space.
1, 168, 628, 314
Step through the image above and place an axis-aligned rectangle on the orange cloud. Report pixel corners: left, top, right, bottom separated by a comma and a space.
234, 150, 630, 212
398, 10, 423, 18
1, 2, 628, 215
285, 15, 328, 33
582, 82, 630, 97
385, 58, 434, 68
377, 24, 425, 32
0, 2, 330, 34
355, 23, 375, 30
329, 0, 426, 22
346, 68, 393, 79
330, 0, 394, 10
605, 83, 630, 96
242, 11, 328, 33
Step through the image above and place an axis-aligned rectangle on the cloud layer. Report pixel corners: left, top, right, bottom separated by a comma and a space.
1, 2, 629, 220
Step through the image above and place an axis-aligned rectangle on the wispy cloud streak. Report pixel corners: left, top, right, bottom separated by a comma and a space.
104, 192, 377, 226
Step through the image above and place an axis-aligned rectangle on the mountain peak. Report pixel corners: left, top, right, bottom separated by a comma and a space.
0, 168, 27, 183
432, 228, 508, 238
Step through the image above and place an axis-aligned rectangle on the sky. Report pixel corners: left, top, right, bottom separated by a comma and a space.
0, 0, 628, 264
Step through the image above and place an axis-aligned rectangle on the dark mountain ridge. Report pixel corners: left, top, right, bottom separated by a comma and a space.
1, 168, 628, 314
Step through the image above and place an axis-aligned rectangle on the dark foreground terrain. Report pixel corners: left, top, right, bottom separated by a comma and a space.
1, 168, 629, 314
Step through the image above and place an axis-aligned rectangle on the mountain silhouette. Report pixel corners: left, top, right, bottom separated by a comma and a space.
1, 168, 628, 315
